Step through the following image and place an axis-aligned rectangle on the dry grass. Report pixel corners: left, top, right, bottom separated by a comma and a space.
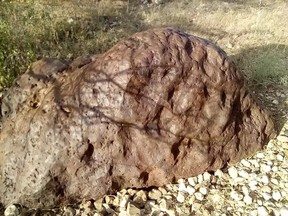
0, 0, 287, 88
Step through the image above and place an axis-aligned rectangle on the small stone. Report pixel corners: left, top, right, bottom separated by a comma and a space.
188, 177, 196, 186
228, 167, 238, 178
191, 203, 202, 211
186, 185, 196, 195
280, 208, 288, 216
104, 196, 112, 204
159, 199, 168, 210
261, 175, 269, 184
120, 189, 127, 195
250, 185, 257, 191
249, 180, 257, 187
4, 205, 20, 216
203, 172, 211, 181
127, 188, 137, 196
272, 166, 278, 172
272, 209, 280, 216
64, 207, 76, 216
250, 210, 258, 216
241, 159, 251, 167
112, 197, 120, 206
242, 186, 249, 195
234, 177, 245, 183
250, 159, 260, 167
158, 187, 168, 195
214, 169, 224, 178
94, 198, 103, 211
271, 178, 279, 185
238, 170, 249, 179
176, 192, 185, 203
119, 195, 130, 208
262, 192, 271, 201
243, 195, 253, 204
178, 182, 186, 192
148, 189, 162, 201
256, 152, 265, 159
272, 99, 279, 105
127, 203, 141, 215
260, 164, 271, 173
133, 190, 147, 207
277, 135, 288, 143
195, 192, 204, 201
272, 191, 281, 201
197, 174, 203, 183
199, 187, 207, 195
257, 206, 269, 216
276, 154, 284, 161
230, 191, 243, 201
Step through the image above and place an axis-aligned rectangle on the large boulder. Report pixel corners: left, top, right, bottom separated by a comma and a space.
0, 28, 275, 208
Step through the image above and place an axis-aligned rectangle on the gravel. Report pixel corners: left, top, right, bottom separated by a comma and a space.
2, 89, 288, 216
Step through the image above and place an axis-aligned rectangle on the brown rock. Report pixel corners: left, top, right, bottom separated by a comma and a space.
0, 28, 275, 208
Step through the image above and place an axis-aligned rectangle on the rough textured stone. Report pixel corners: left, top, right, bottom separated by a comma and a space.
0, 28, 275, 208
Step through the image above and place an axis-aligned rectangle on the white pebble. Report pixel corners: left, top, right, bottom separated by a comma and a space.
250, 210, 258, 216
277, 154, 284, 161
191, 203, 202, 211
228, 167, 238, 178
241, 159, 251, 167
260, 164, 271, 173
178, 182, 186, 192
256, 152, 265, 159
272, 209, 280, 216
250, 185, 258, 191
4, 205, 19, 216
188, 177, 196, 186
257, 199, 263, 206
277, 135, 288, 143
272, 99, 279, 105
272, 166, 278, 172
197, 174, 203, 183
262, 192, 271, 201
194, 192, 204, 201
258, 206, 269, 216
271, 178, 279, 185
272, 191, 282, 201
280, 208, 288, 216
243, 195, 253, 204
199, 187, 207, 195
230, 191, 243, 201
203, 172, 211, 181
214, 169, 224, 178
176, 192, 185, 203
261, 176, 269, 184
186, 185, 196, 195
249, 180, 258, 187
242, 186, 249, 195
261, 186, 272, 193
238, 170, 249, 179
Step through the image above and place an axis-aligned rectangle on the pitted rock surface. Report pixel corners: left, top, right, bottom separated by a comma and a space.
0, 28, 275, 208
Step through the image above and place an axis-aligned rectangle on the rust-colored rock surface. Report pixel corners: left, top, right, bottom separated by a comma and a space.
0, 28, 275, 208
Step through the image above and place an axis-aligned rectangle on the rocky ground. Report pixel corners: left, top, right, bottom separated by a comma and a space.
2, 86, 288, 216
